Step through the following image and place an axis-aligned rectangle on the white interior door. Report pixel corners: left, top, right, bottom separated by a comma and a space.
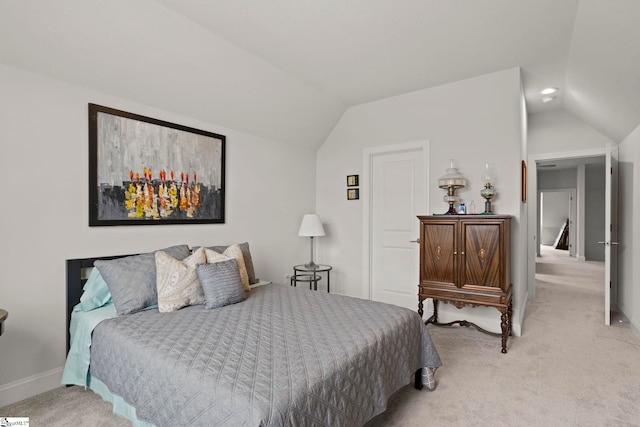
569, 189, 576, 258
604, 143, 619, 325
369, 145, 426, 310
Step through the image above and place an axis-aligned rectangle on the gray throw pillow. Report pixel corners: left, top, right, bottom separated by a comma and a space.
196, 259, 246, 309
208, 242, 258, 284
95, 244, 191, 315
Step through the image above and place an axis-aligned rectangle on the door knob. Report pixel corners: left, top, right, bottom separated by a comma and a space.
410, 238, 420, 243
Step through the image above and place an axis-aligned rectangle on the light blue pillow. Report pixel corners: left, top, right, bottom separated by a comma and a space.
80, 267, 112, 311
196, 259, 246, 309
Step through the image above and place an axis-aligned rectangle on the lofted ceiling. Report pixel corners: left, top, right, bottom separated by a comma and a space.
156, 0, 578, 113
1, 0, 640, 147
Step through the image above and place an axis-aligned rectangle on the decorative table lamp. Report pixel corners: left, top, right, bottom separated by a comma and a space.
298, 214, 326, 267
480, 163, 496, 214
438, 159, 466, 215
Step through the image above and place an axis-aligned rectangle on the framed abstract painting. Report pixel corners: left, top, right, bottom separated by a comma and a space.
88, 103, 225, 226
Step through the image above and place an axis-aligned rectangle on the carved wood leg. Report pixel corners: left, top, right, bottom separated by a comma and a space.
500, 309, 509, 354
425, 299, 439, 324
418, 298, 424, 318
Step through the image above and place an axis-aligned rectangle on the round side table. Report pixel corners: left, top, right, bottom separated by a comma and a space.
292, 264, 332, 292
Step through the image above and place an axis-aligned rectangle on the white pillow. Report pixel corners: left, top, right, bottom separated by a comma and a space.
204, 245, 250, 294
155, 247, 207, 313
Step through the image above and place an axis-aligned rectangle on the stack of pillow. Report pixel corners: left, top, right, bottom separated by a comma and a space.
82, 243, 258, 315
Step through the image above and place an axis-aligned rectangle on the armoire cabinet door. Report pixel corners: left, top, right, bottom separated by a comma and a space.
420, 220, 457, 287
460, 221, 504, 290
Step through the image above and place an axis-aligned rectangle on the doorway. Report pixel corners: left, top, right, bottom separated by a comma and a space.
538, 188, 576, 258
527, 149, 606, 302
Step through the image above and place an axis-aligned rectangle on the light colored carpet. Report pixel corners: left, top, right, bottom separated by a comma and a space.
0, 384, 124, 426
535, 245, 604, 293
3, 246, 639, 426
367, 246, 640, 426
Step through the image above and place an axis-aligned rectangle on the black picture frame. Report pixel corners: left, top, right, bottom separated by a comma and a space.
347, 174, 359, 187
88, 103, 225, 226
347, 188, 360, 200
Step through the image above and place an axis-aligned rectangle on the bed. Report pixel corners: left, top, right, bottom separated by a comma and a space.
62, 244, 441, 426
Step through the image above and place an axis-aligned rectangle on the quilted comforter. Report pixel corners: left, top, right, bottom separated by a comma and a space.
89, 284, 441, 426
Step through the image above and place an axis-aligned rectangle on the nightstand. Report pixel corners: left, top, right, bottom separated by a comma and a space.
249, 280, 271, 289
292, 264, 332, 292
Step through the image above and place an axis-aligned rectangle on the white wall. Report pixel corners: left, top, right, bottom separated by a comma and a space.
618, 124, 640, 336
537, 169, 577, 189
537, 169, 576, 253
540, 192, 571, 246
517, 78, 529, 326
528, 109, 613, 155
0, 65, 317, 405
584, 164, 606, 261
316, 68, 526, 335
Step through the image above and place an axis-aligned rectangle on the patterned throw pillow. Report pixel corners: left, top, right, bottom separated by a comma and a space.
155, 247, 207, 313
204, 245, 250, 294
196, 259, 246, 309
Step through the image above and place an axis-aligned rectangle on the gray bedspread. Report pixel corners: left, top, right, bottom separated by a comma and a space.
90, 284, 441, 426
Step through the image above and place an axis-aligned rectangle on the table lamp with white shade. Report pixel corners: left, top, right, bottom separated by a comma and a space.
438, 159, 466, 215
298, 214, 326, 268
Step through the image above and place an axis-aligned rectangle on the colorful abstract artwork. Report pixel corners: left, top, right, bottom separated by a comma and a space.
89, 104, 225, 226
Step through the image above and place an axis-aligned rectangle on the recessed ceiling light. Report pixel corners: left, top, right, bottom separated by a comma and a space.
541, 96, 556, 103
541, 87, 558, 95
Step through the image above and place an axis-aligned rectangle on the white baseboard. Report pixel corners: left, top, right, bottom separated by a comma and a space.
629, 320, 640, 340
511, 318, 522, 337
0, 366, 63, 408
512, 289, 527, 338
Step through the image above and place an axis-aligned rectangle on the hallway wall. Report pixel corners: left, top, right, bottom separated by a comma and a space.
540, 191, 571, 246
584, 164, 606, 261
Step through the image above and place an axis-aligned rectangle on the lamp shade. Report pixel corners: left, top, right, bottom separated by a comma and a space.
481, 163, 495, 186
438, 159, 466, 190
298, 214, 326, 237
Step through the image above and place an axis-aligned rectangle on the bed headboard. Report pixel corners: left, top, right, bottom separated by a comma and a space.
66, 253, 138, 353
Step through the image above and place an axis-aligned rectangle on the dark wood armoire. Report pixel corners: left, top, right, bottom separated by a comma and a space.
417, 215, 513, 353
